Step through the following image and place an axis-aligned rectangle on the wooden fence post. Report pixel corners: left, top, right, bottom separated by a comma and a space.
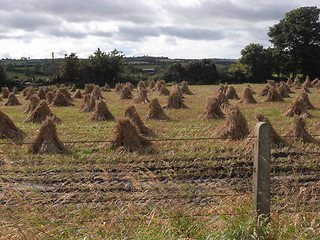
252, 122, 271, 218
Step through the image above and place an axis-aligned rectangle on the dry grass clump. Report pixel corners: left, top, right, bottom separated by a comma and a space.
12, 86, 19, 95
70, 84, 77, 92
238, 87, 257, 104
38, 87, 46, 100
0, 109, 25, 140
264, 86, 284, 102
311, 77, 318, 85
311, 78, 319, 87
24, 88, 36, 100
292, 77, 302, 89
218, 84, 227, 94
255, 113, 287, 148
125, 82, 134, 91
91, 85, 104, 100
108, 118, 151, 151
277, 83, 290, 98
29, 117, 67, 154
101, 83, 111, 92
80, 95, 96, 112
145, 98, 170, 120
199, 97, 225, 119
73, 89, 83, 99
214, 106, 249, 140
125, 105, 154, 136
302, 76, 311, 88
59, 88, 74, 102
114, 83, 123, 93
267, 79, 277, 87
258, 85, 270, 97
119, 86, 133, 99
281, 81, 293, 93
22, 87, 32, 97
164, 91, 189, 109
148, 80, 156, 91
225, 86, 239, 99
285, 116, 319, 144
172, 85, 184, 98
153, 80, 166, 92
52, 91, 74, 107
25, 95, 40, 114
284, 98, 313, 118
137, 81, 146, 90
297, 89, 316, 110
301, 85, 311, 94
159, 85, 170, 96
217, 91, 230, 109
2, 87, 10, 98
83, 84, 95, 94
45, 91, 54, 104
4, 92, 21, 106
24, 100, 60, 123
180, 81, 193, 95
132, 88, 150, 104
313, 80, 320, 89
90, 100, 115, 121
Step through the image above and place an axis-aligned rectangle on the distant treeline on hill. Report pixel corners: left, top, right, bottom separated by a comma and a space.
0, 51, 241, 88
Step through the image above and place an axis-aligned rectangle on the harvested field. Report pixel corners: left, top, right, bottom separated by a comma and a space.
0, 84, 319, 239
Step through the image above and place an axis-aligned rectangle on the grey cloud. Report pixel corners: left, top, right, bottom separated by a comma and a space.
118, 26, 160, 41
160, 27, 224, 40
118, 25, 224, 41
162, 0, 299, 25
47, 28, 88, 39
24, 0, 158, 23
0, 34, 24, 40
47, 28, 113, 39
0, 10, 60, 31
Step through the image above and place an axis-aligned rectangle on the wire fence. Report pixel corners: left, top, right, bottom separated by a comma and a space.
1, 130, 319, 217
1, 133, 320, 145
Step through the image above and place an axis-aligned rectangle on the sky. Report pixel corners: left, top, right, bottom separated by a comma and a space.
0, 0, 320, 60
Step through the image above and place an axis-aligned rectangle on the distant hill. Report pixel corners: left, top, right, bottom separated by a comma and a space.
124, 56, 237, 66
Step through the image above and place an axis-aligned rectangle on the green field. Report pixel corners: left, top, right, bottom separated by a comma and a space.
0, 84, 319, 239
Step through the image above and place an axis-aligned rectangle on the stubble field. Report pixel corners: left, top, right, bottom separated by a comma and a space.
0, 83, 319, 239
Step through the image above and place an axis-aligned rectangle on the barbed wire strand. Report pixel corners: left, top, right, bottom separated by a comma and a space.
2, 133, 320, 145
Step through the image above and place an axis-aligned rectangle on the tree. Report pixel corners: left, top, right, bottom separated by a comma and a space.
268, 6, 320, 78
0, 62, 7, 85
163, 60, 219, 84
60, 53, 81, 83
185, 59, 219, 84
240, 43, 273, 82
225, 63, 248, 83
87, 48, 125, 85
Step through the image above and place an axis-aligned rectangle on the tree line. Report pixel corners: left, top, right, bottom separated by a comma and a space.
1, 6, 320, 87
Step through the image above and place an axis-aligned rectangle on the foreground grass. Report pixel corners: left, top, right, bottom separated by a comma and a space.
0, 84, 319, 239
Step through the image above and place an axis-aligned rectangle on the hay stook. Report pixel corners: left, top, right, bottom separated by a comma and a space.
29, 117, 67, 154
108, 118, 151, 151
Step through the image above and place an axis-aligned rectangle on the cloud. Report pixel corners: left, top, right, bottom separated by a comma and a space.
0, 10, 60, 31
161, 0, 301, 28
160, 26, 224, 40
117, 26, 160, 41
23, 0, 158, 23
117, 25, 224, 41
0, 0, 320, 59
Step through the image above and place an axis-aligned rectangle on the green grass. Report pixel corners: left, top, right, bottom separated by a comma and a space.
0, 84, 319, 239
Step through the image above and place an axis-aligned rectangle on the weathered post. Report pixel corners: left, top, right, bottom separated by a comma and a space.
252, 122, 271, 218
